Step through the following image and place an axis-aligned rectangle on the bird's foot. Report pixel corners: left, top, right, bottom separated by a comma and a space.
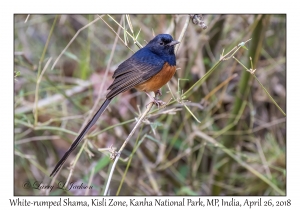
148, 99, 166, 107
145, 92, 166, 108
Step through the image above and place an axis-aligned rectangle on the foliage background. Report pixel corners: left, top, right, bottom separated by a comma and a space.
14, 14, 286, 195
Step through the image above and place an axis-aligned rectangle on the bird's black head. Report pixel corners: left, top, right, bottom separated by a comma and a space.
146, 34, 180, 57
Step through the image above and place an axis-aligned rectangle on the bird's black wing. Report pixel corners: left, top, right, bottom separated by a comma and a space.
106, 50, 165, 99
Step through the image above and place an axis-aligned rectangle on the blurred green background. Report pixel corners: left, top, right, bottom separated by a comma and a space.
14, 14, 286, 195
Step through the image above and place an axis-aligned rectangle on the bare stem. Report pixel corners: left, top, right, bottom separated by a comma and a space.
103, 103, 153, 195
175, 15, 189, 54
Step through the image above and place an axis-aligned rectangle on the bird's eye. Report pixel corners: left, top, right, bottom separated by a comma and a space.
160, 42, 164, 45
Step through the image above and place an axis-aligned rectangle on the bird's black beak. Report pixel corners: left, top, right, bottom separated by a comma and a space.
167, 40, 180, 46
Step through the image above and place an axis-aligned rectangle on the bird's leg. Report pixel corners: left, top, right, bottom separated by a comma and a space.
155, 89, 162, 97
145, 91, 165, 107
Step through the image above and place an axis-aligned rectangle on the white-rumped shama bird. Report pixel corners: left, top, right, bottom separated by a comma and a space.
50, 34, 179, 177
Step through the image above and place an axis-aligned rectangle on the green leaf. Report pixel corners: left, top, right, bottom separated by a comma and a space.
64, 51, 79, 61
241, 46, 249, 50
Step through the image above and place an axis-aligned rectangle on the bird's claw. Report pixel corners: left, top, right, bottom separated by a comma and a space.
153, 99, 165, 107
146, 99, 165, 108
145, 91, 165, 108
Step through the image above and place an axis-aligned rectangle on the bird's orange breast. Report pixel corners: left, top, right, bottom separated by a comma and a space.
135, 63, 176, 92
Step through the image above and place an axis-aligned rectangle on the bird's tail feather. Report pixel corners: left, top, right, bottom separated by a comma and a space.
50, 99, 111, 177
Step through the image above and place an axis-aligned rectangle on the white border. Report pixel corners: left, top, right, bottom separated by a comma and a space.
3, 0, 298, 209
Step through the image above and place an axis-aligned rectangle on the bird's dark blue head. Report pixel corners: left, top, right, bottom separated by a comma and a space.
145, 34, 179, 65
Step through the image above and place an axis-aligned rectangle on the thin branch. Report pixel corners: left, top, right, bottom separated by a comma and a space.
103, 102, 154, 195
25, 15, 30, 23
85, 167, 95, 195
175, 15, 190, 54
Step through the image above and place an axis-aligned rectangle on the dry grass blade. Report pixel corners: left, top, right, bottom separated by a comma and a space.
51, 15, 104, 70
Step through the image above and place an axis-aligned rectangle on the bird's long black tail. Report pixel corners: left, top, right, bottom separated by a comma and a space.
50, 99, 111, 177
